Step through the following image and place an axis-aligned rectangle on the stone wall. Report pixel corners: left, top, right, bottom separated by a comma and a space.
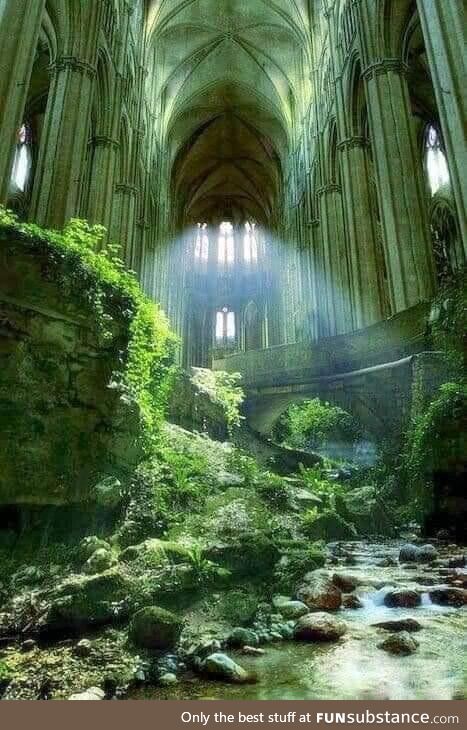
0, 232, 142, 506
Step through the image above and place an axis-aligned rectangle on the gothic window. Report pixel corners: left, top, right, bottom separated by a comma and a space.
195, 223, 209, 260
11, 124, 32, 192
218, 221, 235, 265
244, 222, 258, 263
425, 124, 450, 196
216, 307, 236, 343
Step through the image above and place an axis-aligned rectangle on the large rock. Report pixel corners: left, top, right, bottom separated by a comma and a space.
77, 536, 111, 562
297, 572, 342, 611
68, 687, 105, 700
202, 653, 253, 684
227, 628, 259, 648
378, 632, 419, 656
41, 569, 132, 634
129, 607, 182, 650
429, 587, 467, 607
294, 613, 347, 642
94, 476, 123, 509
332, 573, 361, 593
384, 589, 421, 608
399, 544, 438, 564
273, 597, 309, 620
372, 618, 422, 633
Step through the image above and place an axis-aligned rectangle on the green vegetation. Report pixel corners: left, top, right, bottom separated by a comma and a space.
0, 206, 177, 447
190, 368, 245, 431
273, 398, 361, 452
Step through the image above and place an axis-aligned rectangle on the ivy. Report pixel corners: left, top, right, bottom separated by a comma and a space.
0, 206, 178, 449
190, 368, 244, 432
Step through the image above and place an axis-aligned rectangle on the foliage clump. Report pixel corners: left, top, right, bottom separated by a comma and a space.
273, 398, 361, 452
190, 368, 245, 432
0, 207, 177, 446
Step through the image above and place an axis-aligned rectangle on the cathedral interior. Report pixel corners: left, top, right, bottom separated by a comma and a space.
0, 0, 466, 701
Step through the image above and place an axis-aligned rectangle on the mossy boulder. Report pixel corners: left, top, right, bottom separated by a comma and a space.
302, 510, 357, 541
41, 569, 133, 634
119, 539, 191, 567
129, 606, 183, 650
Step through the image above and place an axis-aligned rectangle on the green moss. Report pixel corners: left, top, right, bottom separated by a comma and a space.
0, 207, 177, 448
190, 368, 245, 432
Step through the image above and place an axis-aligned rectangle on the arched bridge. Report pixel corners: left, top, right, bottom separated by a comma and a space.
213, 304, 445, 439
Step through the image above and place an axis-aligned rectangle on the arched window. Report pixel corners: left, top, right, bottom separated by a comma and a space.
216, 307, 236, 343
425, 124, 450, 196
218, 221, 235, 265
244, 222, 258, 263
195, 223, 209, 261
11, 124, 32, 192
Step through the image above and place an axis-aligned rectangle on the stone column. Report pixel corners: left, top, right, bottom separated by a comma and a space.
318, 183, 352, 335
29, 57, 96, 228
110, 183, 137, 267
338, 136, 384, 328
0, 0, 46, 203
363, 59, 436, 312
86, 136, 119, 233
416, 0, 467, 249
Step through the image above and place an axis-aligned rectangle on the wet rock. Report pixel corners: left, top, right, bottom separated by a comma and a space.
227, 627, 259, 648
332, 573, 361, 592
429, 587, 467, 607
342, 594, 363, 609
129, 606, 183, 650
83, 548, 116, 575
73, 638, 93, 657
294, 612, 347, 642
202, 653, 253, 684
272, 596, 309, 619
384, 589, 422, 608
372, 618, 422, 633
378, 632, 419, 656
376, 557, 398, 568
297, 572, 342, 611
68, 687, 105, 700
399, 544, 438, 564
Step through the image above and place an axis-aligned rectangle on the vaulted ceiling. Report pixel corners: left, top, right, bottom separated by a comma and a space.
146, 0, 312, 226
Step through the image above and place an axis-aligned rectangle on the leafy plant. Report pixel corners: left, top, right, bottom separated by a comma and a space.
191, 368, 245, 432
273, 398, 361, 451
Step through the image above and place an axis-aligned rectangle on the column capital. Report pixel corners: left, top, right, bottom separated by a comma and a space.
337, 136, 369, 151
363, 58, 409, 81
51, 56, 96, 79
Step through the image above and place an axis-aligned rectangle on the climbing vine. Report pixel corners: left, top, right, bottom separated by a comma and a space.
0, 206, 178, 447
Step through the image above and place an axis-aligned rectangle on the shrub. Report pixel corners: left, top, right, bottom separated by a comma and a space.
274, 398, 361, 451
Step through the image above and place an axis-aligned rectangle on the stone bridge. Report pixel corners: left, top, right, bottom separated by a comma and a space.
213, 304, 445, 439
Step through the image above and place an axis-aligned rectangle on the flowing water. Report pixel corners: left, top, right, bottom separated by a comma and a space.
136, 541, 467, 701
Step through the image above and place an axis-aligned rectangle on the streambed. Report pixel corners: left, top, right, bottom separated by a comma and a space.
135, 541, 467, 701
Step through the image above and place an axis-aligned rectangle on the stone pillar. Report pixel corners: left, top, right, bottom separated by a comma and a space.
416, 0, 467, 250
29, 57, 96, 228
338, 136, 384, 328
110, 183, 137, 267
363, 60, 436, 312
86, 136, 119, 233
318, 184, 352, 335
0, 0, 46, 203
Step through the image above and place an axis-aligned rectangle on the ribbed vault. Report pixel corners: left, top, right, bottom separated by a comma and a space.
146, 0, 311, 226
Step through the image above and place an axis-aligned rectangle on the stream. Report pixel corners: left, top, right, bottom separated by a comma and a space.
136, 540, 467, 701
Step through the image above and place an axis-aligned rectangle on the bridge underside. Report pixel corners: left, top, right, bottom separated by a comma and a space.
213, 304, 446, 440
